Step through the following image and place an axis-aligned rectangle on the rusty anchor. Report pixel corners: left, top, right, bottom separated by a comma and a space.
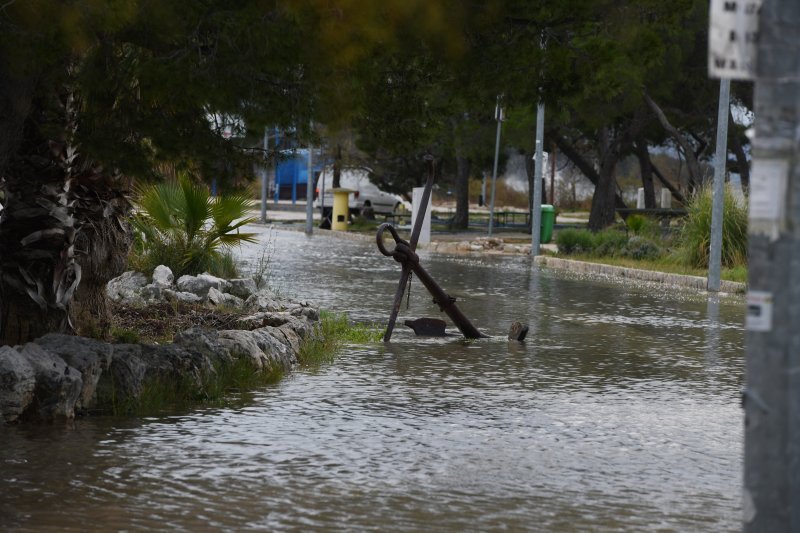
378, 156, 487, 341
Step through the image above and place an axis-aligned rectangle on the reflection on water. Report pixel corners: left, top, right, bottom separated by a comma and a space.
0, 228, 744, 531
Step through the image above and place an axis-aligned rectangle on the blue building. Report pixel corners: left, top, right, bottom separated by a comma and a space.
274, 148, 326, 203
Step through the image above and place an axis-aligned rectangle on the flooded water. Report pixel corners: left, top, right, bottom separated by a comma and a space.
1, 227, 745, 531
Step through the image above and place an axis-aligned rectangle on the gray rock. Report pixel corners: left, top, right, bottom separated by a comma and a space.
198, 273, 231, 293
244, 291, 284, 312
33, 334, 112, 412
208, 287, 244, 309
140, 283, 163, 302
106, 271, 148, 302
176, 274, 229, 298
97, 344, 147, 404
0, 346, 36, 423
216, 330, 271, 371
249, 327, 296, 370
152, 265, 174, 288
290, 305, 320, 321
225, 278, 257, 300
236, 311, 295, 329
19, 343, 82, 420
172, 327, 233, 367
163, 289, 204, 305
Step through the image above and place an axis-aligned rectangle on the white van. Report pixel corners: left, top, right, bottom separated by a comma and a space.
313, 166, 408, 216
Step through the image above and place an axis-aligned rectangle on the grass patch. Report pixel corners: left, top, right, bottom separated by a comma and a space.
562, 253, 747, 283
298, 310, 383, 366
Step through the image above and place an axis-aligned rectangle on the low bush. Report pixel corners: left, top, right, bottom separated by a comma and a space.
556, 228, 595, 255
592, 230, 629, 257
675, 184, 748, 268
621, 236, 664, 260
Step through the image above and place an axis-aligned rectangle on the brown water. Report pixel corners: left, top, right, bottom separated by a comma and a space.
0, 228, 745, 531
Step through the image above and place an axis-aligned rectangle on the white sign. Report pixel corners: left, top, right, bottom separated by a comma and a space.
749, 158, 788, 239
708, 0, 762, 79
746, 291, 773, 332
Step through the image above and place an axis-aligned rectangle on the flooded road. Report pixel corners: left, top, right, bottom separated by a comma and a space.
0, 228, 745, 531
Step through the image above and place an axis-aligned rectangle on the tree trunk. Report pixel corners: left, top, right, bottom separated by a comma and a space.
729, 108, 750, 195
644, 93, 704, 191
0, 143, 78, 345
69, 173, 132, 339
332, 144, 342, 189
588, 127, 620, 231
634, 138, 657, 208
452, 153, 470, 230
551, 130, 627, 225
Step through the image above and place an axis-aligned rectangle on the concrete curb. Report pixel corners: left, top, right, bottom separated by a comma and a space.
534, 255, 747, 295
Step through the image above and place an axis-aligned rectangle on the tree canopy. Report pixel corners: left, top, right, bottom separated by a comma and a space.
0, 0, 749, 343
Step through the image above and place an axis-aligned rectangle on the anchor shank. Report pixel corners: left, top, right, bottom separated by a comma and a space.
408, 261, 485, 339
383, 264, 411, 342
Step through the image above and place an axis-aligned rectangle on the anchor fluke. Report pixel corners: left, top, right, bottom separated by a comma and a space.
404, 318, 450, 337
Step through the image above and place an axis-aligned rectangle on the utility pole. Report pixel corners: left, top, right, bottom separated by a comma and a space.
530, 102, 544, 255
305, 124, 314, 235
739, 0, 800, 530
488, 96, 504, 237
260, 126, 269, 224
707, 78, 730, 292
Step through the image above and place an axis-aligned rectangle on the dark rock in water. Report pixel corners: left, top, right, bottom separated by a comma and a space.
508, 321, 529, 342
34, 334, 113, 412
18, 343, 82, 420
404, 318, 449, 337
0, 346, 36, 423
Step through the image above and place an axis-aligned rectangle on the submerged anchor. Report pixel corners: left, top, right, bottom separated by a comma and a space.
377, 156, 489, 341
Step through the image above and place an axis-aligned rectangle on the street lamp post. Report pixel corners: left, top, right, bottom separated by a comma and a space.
488, 96, 504, 237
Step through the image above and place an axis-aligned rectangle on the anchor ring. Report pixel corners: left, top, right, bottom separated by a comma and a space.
376, 223, 406, 257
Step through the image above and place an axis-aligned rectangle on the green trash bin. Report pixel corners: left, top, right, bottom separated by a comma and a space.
540, 204, 555, 243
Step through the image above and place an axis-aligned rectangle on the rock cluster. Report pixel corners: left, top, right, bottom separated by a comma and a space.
426, 237, 531, 255
0, 266, 320, 424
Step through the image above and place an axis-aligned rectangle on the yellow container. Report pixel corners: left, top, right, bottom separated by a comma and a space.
331, 188, 354, 231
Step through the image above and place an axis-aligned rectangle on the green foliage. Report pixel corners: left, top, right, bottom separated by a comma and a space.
621, 236, 664, 260
556, 228, 596, 255
131, 174, 257, 277
299, 311, 383, 366
556, 227, 664, 261
674, 184, 748, 268
592, 230, 629, 257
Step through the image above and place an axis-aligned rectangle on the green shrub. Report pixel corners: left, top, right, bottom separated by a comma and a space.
675, 184, 748, 268
621, 236, 664, 260
592, 230, 629, 257
556, 228, 595, 255
131, 173, 258, 277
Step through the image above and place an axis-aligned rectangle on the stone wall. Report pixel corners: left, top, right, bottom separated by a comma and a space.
0, 267, 320, 423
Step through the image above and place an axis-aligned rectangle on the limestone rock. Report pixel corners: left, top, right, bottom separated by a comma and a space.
106, 271, 148, 304
208, 287, 244, 309
152, 265, 174, 288
34, 334, 112, 412
176, 273, 230, 298
172, 327, 233, 367
97, 344, 147, 404
216, 330, 271, 371
225, 278, 257, 300
19, 343, 82, 420
163, 289, 204, 305
0, 346, 36, 423
244, 291, 284, 312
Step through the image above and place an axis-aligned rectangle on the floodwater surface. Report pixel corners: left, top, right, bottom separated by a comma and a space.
0, 227, 745, 531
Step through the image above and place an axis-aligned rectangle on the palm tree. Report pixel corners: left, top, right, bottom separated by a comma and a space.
132, 174, 258, 278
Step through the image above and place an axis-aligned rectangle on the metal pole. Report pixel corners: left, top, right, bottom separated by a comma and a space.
488, 98, 503, 236
707, 78, 730, 292
260, 127, 268, 224
531, 102, 545, 255
744, 0, 800, 530
305, 127, 314, 235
